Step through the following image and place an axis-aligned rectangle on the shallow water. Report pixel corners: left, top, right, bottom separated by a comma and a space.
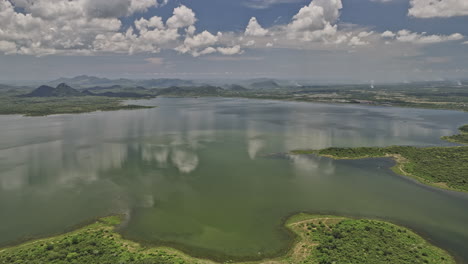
0, 98, 467, 261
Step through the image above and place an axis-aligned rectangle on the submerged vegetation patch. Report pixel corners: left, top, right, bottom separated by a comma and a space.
0, 215, 454, 264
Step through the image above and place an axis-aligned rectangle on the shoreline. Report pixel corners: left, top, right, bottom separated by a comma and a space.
0, 213, 456, 264
156, 94, 468, 113
1, 94, 467, 117
441, 124, 468, 144
0, 95, 157, 117
291, 145, 468, 194
0, 101, 465, 263
290, 125, 468, 194
311, 152, 458, 192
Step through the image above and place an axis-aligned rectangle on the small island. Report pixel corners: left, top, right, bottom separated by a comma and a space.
0, 214, 454, 264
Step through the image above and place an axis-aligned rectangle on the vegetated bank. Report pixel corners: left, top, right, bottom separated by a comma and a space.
442, 125, 468, 144
0, 83, 155, 116
152, 81, 468, 113
291, 138, 468, 193
0, 214, 454, 264
0, 96, 154, 116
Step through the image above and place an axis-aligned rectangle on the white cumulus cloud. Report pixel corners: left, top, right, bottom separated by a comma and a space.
409, 0, 468, 18
166, 5, 197, 29
286, 0, 342, 41
217, 45, 243, 55
1, 0, 465, 59
348, 36, 368, 46
0, 0, 122, 55
0, 40, 17, 54
383, 30, 464, 44
245, 17, 268, 37
381, 30, 396, 38
0, 1, 241, 57
175, 30, 221, 56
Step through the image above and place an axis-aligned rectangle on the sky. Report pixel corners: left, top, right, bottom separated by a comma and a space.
0, 0, 468, 83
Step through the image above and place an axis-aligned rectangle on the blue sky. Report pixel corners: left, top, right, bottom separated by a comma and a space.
146, 0, 468, 35
0, 0, 467, 83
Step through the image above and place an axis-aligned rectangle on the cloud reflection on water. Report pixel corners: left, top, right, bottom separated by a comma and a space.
0, 98, 467, 252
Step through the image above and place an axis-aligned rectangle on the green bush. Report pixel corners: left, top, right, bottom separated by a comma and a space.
309, 219, 453, 264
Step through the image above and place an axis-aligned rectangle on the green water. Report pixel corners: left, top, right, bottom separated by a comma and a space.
1, 98, 468, 262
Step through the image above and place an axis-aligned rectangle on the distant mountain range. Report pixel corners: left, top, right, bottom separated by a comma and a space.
22, 83, 150, 98
46, 75, 295, 90
228, 84, 249, 92
3, 76, 466, 90
248, 80, 280, 90
156, 85, 225, 96
47, 75, 196, 89
23, 83, 82, 97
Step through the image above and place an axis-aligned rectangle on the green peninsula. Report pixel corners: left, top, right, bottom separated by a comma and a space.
442, 125, 468, 144
0, 214, 454, 264
292, 145, 468, 192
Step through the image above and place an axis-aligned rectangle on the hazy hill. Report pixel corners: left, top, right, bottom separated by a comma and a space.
139, 78, 195, 88
83, 90, 150, 98
48, 75, 113, 87
48, 76, 196, 88
0, 84, 35, 93
0, 84, 16, 90
87, 85, 123, 91
228, 84, 249, 92
23, 83, 82, 97
248, 80, 281, 90
156, 85, 224, 96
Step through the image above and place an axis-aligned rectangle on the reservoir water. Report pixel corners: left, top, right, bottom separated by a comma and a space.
1, 98, 468, 261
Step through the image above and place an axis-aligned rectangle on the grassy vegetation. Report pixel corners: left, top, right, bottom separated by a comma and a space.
281, 214, 454, 264
441, 125, 468, 144
460, 125, 468, 133
0, 215, 454, 264
291, 146, 468, 192
0, 96, 154, 116
0, 216, 213, 264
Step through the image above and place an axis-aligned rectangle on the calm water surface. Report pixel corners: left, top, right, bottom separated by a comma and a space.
1, 98, 468, 261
